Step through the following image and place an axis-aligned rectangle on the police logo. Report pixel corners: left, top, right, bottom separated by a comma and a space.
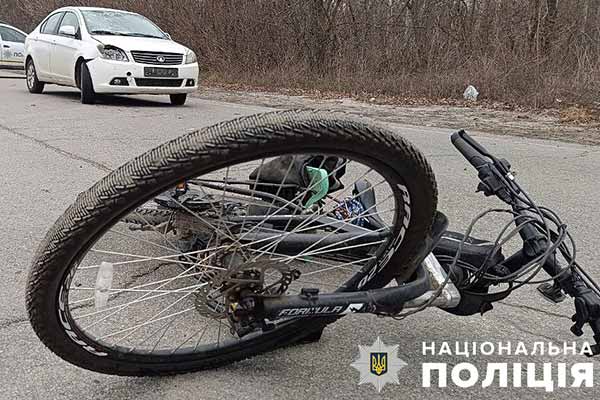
370, 352, 387, 376
351, 337, 407, 392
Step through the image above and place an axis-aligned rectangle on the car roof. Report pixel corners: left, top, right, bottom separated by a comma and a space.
0, 23, 28, 36
54, 6, 139, 15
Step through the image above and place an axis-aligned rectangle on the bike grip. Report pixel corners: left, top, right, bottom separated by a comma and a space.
451, 131, 488, 169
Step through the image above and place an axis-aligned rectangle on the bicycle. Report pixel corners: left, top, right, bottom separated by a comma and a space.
26, 110, 600, 375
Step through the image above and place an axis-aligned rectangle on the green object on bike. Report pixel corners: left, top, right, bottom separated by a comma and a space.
304, 166, 329, 207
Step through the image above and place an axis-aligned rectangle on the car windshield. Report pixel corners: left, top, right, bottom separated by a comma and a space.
81, 10, 166, 39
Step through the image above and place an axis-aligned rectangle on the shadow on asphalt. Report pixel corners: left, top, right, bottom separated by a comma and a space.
0, 68, 24, 79
41, 90, 175, 107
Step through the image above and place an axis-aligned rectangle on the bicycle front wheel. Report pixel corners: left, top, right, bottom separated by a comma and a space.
26, 110, 437, 375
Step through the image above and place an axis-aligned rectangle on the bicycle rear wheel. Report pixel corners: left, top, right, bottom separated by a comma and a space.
26, 110, 437, 375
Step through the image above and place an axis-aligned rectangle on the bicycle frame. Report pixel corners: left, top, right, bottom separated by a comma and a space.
233, 212, 462, 321
160, 180, 392, 254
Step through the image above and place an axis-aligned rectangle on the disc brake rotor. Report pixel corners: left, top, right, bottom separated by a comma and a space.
194, 260, 300, 319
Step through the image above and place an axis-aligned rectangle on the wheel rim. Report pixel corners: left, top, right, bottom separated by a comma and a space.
58, 152, 409, 358
26, 62, 35, 89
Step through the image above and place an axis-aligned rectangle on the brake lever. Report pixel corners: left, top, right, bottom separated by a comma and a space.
566, 273, 600, 356
475, 162, 516, 204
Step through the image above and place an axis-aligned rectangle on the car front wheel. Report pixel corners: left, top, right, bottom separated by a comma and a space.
80, 63, 96, 104
26, 59, 45, 94
169, 93, 187, 106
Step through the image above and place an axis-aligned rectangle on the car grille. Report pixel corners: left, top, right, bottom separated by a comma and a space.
135, 78, 184, 87
131, 51, 183, 65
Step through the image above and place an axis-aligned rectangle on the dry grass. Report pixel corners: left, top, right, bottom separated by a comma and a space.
559, 106, 600, 125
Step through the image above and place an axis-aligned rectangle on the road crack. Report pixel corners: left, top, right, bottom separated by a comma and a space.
0, 122, 113, 173
0, 315, 29, 330
503, 318, 561, 342
498, 301, 570, 320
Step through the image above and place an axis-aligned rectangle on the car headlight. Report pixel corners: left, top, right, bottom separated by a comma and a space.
98, 45, 129, 62
185, 49, 197, 64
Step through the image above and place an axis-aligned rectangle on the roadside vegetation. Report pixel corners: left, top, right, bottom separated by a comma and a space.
3, 0, 600, 114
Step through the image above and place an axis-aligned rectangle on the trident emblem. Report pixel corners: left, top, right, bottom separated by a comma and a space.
370, 352, 388, 376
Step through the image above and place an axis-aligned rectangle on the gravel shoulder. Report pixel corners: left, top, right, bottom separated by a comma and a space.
194, 86, 600, 145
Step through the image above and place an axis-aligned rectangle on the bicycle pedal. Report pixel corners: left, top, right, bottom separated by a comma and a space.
537, 283, 566, 304
570, 324, 584, 337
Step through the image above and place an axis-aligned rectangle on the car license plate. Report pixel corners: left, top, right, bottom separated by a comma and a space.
144, 67, 178, 78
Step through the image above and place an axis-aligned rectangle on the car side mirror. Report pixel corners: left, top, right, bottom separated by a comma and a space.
165, 32, 172, 40
59, 25, 76, 37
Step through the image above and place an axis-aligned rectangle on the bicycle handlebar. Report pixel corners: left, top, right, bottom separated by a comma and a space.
451, 129, 600, 356
450, 130, 489, 170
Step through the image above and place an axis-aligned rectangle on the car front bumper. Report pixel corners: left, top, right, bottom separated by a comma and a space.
86, 58, 199, 94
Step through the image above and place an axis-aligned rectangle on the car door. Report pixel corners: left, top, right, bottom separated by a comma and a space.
52, 12, 82, 85
0, 26, 26, 67
33, 12, 64, 80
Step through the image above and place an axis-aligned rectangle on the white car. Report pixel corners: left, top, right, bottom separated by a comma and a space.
0, 23, 26, 68
24, 7, 199, 105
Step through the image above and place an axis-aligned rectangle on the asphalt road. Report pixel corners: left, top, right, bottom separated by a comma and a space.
1, 75, 600, 400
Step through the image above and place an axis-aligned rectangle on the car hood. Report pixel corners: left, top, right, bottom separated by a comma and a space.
93, 36, 188, 54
